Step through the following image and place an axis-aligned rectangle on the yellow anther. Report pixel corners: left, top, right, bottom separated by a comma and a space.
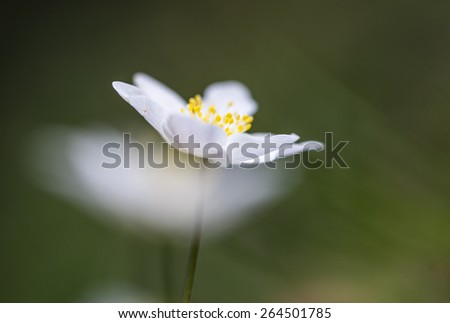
243, 116, 254, 123
184, 95, 254, 136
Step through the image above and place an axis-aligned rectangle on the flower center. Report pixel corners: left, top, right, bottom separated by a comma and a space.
180, 95, 253, 136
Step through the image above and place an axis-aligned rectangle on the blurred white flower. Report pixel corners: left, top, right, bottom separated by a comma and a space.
113, 73, 322, 165
32, 126, 296, 237
82, 283, 153, 302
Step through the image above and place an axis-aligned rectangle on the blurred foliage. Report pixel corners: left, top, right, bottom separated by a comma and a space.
1, 0, 450, 302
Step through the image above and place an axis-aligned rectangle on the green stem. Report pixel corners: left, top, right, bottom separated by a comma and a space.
181, 220, 202, 303
181, 160, 206, 302
161, 240, 173, 302
181, 161, 206, 303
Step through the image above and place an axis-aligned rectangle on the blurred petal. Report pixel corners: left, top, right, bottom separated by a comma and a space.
32, 126, 292, 237
82, 283, 154, 302
201, 164, 291, 233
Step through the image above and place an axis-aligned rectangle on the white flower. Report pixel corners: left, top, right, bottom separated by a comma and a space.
112, 73, 322, 165
32, 126, 294, 237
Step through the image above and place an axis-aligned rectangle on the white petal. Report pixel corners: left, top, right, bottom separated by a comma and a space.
278, 141, 324, 157
112, 81, 169, 137
203, 81, 258, 116
133, 73, 186, 111
112, 81, 147, 101
162, 114, 228, 158
223, 133, 264, 165
251, 140, 324, 164
224, 132, 300, 165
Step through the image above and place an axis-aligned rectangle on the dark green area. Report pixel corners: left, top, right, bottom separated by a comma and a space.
1, 1, 449, 302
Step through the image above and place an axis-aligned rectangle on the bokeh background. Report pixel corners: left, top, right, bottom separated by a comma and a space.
1, 0, 450, 302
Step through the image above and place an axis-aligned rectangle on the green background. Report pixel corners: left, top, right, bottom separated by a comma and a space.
1, 1, 450, 302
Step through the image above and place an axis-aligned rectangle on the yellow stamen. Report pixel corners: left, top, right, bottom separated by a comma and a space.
243, 116, 254, 123
183, 95, 254, 136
